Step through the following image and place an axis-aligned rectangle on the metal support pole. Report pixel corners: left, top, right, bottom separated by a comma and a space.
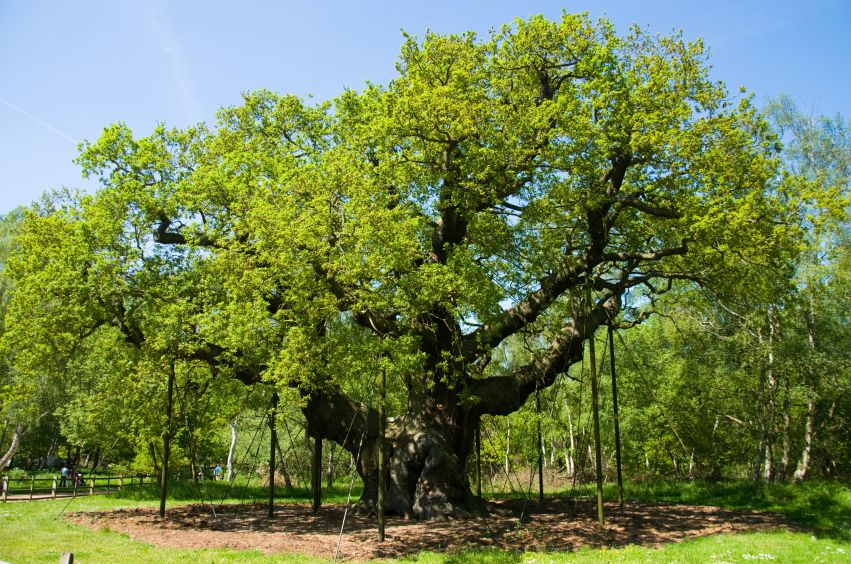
475, 422, 482, 498
587, 283, 605, 528
609, 326, 625, 510
311, 435, 322, 514
159, 363, 175, 518
536, 390, 544, 503
269, 391, 278, 518
377, 366, 386, 542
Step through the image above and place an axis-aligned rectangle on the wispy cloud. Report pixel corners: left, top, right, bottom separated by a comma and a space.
0, 96, 78, 145
145, 1, 201, 123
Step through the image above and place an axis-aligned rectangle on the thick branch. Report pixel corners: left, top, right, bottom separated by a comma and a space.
601, 242, 688, 263
612, 194, 681, 218
303, 385, 378, 454
470, 293, 620, 416
463, 256, 592, 359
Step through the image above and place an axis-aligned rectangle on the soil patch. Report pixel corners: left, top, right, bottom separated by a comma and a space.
68, 498, 797, 561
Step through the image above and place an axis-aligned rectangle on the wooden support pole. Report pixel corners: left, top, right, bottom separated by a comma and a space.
587, 283, 605, 528
30, 476, 35, 500
119, 475, 124, 491
159, 363, 175, 518
268, 391, 278, 518
89, 478, 94, 496
536, 390, 544, 503
1, 475, 7, 502
377, 367, 386, 542
59, 552, 74, 564
52, 476, 57, 498
608, 326, 625, 511
106, 475, 111, 493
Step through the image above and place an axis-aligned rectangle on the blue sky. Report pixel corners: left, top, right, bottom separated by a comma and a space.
1, 0, 849, 215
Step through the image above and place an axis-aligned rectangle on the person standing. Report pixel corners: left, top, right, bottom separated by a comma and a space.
213, 463, 222, 480
60, 463, 69, 487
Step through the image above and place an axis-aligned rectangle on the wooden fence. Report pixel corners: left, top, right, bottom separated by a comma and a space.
1, 473, 155, 501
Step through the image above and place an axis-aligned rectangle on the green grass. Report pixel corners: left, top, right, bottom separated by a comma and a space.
1, 479, 849, 563
408, 532, 851, 563
590, 479, 851, 540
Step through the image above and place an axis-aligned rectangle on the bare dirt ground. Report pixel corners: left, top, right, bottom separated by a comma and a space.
68, 498, 797, 561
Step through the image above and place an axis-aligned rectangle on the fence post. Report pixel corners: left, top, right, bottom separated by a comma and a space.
119, 475, 124, 491
52, 476, 57, 498
1, 476, 7, 502
89, 478, 94, 496
29, 476, 35, 500
106, 475, 111, 493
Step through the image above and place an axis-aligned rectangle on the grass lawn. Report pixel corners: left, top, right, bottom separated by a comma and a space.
0, 479, 849, 563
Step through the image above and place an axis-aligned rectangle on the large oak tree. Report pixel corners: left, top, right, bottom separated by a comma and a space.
4, 14, 794, 517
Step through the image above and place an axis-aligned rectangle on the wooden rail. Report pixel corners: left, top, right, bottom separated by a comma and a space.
1, 473, 154, 501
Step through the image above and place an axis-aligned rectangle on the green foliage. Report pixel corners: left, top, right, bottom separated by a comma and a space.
0, 15, 837, 494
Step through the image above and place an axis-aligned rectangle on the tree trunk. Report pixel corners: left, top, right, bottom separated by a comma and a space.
297, 294, 610, 519
326, 441, 336, 489
227, 419, 237, 481
763, 306, 778, 482
753, 362, 766, 485
778, 376, 792, 481
794, 396, 816, 481
0, 420, 7, 457
91, 447, 101, 473
794, 302, 819, 482
148, 441, 160, 476
0, 424, 23, 475
44, 439, 57, 469
567, 410, 576, 476
504, 419, 511, 477
274, 437, 293, 489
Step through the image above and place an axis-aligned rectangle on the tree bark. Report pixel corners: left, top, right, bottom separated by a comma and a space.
794, 396, 816, 481
298, 292, 618, 519
0, 424, 23, 475
763, 306, 778, 482
227, 419, 237, 481
326, 441, 336, 489
148, 441, 160, 476
274, 437, 293, 489
794, 302, 818, 482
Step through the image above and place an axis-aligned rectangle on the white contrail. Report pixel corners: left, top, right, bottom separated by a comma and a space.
0, 96, 79, 145
145, 1, 202, 123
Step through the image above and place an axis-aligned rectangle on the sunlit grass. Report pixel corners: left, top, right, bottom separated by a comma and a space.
1, 479, 849, 563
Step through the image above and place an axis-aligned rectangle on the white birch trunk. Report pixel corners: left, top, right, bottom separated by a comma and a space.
226, 419, 237, 481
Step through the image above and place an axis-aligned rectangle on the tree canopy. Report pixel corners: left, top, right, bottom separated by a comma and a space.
0, 14, 808, 517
